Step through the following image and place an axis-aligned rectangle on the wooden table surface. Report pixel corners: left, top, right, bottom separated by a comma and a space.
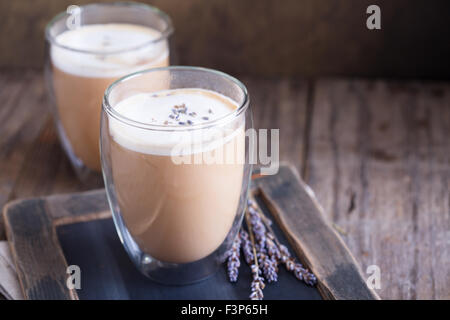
0, 69, 449, 300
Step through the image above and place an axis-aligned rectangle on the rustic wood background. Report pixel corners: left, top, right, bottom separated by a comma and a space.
0, 0, 449, 301
0, 0, 449, 78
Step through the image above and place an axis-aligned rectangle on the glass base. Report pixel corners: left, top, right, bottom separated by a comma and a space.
113, 208, 233, 285
104, 179, 243, 285
139, 252, 222, 286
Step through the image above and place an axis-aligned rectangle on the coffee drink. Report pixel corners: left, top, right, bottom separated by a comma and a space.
50, 24, 169, 171
107, 88, 245, 263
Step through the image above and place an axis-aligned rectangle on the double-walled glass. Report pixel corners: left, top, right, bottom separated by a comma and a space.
45, 2, 173, 183
101, 66, 252, 284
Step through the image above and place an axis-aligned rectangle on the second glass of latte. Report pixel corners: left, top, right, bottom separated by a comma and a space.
45, 2, 173, 183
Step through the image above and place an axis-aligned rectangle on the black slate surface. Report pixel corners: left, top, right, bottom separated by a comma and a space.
56, 196, 322, 300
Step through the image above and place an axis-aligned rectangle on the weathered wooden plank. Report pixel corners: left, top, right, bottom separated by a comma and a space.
407, 84, 450, 300
245, 77, 310, 175
3, 198, 77, 300
9, 118, 93, 200
305, 79, 450, 299
0, 71, 51, 239
46, 189, 110, 225
254, 165, 379, 300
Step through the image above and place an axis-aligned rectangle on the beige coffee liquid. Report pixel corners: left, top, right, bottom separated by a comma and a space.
108, 89, 245, 263
51, 24, 169, 171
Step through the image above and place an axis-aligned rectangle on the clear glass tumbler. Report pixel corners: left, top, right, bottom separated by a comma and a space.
45, 2, 173, 184
101, 66, 252, 284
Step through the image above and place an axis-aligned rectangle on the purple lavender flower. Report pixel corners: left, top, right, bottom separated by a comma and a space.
227, 198, 317, 298
266, 234, 281, 261
279, 244, 316, 286
226, 234, 241, 282
247, 200, 267, 250
279, 244, 291, 263
258, 250, 278, 283
240, 230, 254, 265
293, 263, 317, 286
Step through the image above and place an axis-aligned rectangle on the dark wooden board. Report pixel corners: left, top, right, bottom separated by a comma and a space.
3, 165, 378, 300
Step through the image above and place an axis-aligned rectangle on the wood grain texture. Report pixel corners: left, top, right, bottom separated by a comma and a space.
253, 165, 379, 300
0, 71, 50, 239
0, 0, 449, 78
246, 77, 310, 175
47, 189, 110, 225
2, 198, 77, 300
305, 79, 450, 299
0, 70, 448, 299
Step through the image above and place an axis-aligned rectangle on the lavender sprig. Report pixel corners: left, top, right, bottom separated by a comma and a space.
279, 244, 317, 286
226, 197, 317, 299
226, 233, 241, 282
247, 201, 266, 250
249, 265, 265, 300
250, 198, 317, 287
247, 200, 278, 282
245, 210, 265, 300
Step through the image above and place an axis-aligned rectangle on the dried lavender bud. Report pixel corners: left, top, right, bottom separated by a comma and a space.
240, 230, 254, 265
202, 116, 209, 121
266, 236, 281, 262
249, 264, 265, 300
187, 120, 194, 125
279, 244, 291, 263
286, 258, 295, 271
279, 245, 316, 286
226, 234, 241, 282
258, 250, 278, 283
293, 263, 317, 286
247, 204, 267, 249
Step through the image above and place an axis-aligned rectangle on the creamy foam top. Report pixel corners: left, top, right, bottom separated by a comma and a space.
109, 89, 243, 156
51, 24, 168, 77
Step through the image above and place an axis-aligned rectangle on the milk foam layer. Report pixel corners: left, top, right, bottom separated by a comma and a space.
51, 24, 168, 77
109, 89, 243, 156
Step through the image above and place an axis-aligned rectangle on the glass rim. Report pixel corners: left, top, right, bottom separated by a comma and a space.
45, 2, 174, 55
103, 66, 250, 132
